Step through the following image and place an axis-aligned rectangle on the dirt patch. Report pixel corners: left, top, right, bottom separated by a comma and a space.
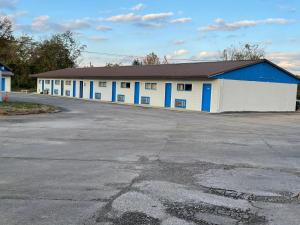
0, 102, 58, 116
113, 212, 160, 225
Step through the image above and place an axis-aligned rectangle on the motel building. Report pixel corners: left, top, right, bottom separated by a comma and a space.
0, 63, 13, 93
31, 59, 300, 113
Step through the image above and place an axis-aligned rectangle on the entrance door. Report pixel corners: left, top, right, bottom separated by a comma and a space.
112, 81, 116, 102
61, 80, 64, 96
201, 83, 212, 112
73, 80, 76, 97
134, 82, 140, 104
79, 81, 84, 98
42, 80, 44, 93
89, 81, 94, 99
164, 83, 172, 108
51, 80, 54, 95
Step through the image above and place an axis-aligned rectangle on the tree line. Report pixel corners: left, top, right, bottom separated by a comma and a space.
1, 16, 265, 90
0, 17, 86, 90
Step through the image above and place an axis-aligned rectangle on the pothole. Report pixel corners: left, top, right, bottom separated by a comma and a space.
165, 202, 266, 225
113, 212, 160, 225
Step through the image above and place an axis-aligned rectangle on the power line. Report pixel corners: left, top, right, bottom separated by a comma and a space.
82, 50, 218, 62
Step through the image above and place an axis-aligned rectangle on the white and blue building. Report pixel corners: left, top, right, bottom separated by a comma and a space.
31, 59, 300, 112
0, 63, 13, 93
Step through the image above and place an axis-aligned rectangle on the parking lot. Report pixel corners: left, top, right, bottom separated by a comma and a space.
0, 93, 299, 225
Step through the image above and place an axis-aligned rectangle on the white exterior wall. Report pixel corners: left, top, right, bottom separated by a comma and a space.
3, 76, 11, 92
219, 79, 297, 112
37, 78, 219, 112
93, 80, 113, 101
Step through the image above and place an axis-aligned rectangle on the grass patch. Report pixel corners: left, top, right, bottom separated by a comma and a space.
0, 102, 58, 116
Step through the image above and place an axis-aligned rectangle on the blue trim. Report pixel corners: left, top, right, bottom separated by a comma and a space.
1, 77, 5, 91
141, 96, 150, 104
89, 81, 94, 99
42, 80, 44, 92
164, 83, 172, 108
213, 62, 300, 84
73, 80, 76, 97
134, 82, 140, 104
51, 80, 54, 95
79, 81, 83, 98
61, 80, 64, 96
202, 83, 212, 112
175, 99, 186, 109
112, 81, 116, 102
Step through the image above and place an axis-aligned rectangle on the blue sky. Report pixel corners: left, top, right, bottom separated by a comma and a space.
1, 0, 300, 73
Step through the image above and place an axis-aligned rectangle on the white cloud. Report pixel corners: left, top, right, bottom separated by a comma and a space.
197, 51, 219, 60
170, 17, 192, 24
268, 52, 300, 74
96, 25, 112, 31
0, 0, 16, 10
31, 15, 51, 32
60, 19, 91, 30
174, 49, 189, 56
132, 3, 146, 11
142, 12, 174, 21
105, 13, 140, 22
174, 40, 185, 45
88, 36, 107, 42
105, 12, 174, 23
199, 18, 294, 32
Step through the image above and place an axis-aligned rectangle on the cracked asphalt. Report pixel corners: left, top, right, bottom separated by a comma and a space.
0, 93, 299, 225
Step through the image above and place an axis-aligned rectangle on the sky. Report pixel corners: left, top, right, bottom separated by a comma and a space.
1, 0, 300, 74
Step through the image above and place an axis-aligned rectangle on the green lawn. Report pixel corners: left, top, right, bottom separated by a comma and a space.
0, 102, 57, 115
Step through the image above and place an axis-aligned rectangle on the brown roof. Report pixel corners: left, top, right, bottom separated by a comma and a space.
30, 59, 271, 80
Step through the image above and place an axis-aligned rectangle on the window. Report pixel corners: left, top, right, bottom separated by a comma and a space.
55, 80, 60, 85
117, 94, 125, 102
65, 90, 71, 96
98, 82, 107, 87
45, 80, 50, 84
175, 99, 187, 108
95, 93, 101, 100
121, 82, 130, 88
145, 83, 157, 90
65, 80, 71, 86
39, 80, 42, 84
177, 83, 192, 91
141, 96, 150, 104
54, 89, 59, 95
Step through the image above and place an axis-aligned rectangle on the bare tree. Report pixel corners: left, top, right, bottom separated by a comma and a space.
132, 58, 143, 66
221, 44, 265, 61
143, 52, 160, 65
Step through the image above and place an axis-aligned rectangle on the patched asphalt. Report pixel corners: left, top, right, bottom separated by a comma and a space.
0, 93, 299, 225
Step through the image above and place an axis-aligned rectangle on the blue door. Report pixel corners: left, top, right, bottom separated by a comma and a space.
164, 83, 172, 108
1, 78, 5, 91
51, 80, 54, 95
89, 81, 94, 99
61, 80, 64, 96
79, 81, 83, 98
201, 83, 212, 112
73, 80, 76, 97
42, 80, 44, 93
112, 81, 116, 102
134, 82, 140, 104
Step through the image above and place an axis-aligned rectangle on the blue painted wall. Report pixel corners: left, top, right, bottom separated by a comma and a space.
212, 62, 300, 84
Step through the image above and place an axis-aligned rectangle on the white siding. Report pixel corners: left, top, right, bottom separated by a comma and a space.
36, 78, 297, 112
219, 79, 297, 112
3, 76, 11, 92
